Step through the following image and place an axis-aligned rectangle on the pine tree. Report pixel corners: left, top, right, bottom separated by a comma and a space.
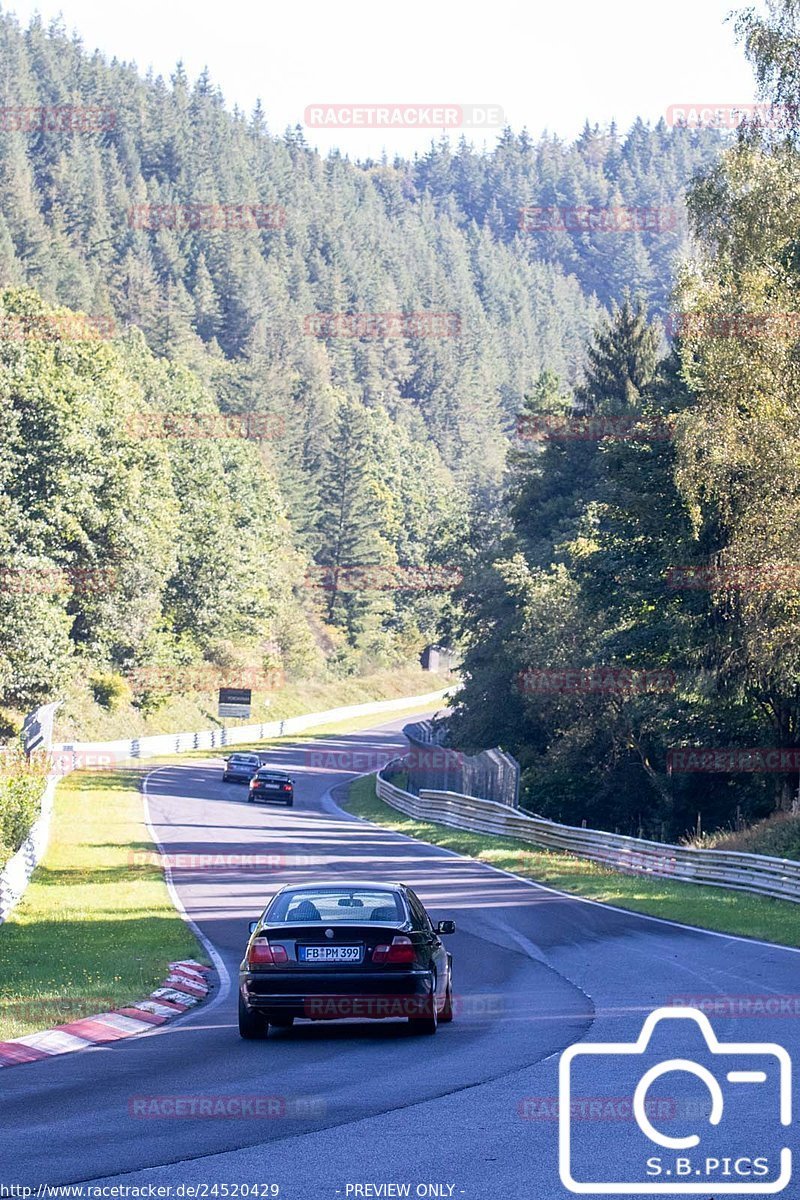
191, 252, 221, 342
575, 297, 660, 414
316, 400, 386, 630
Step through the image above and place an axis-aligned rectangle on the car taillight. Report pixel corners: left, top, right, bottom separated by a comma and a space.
372, 936, 415, 964
282, 784, 291, 791
248, 938, 288, 966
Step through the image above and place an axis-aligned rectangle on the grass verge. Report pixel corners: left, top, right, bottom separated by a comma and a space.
156, 695, 449, 764
342, 776, 800, 948
55, 666, 453, 743
0, 767, 204, 1041
0, 689, 448, 1040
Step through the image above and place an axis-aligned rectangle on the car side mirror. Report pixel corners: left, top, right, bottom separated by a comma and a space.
248, 920, 259, 934
436, 920, 456, 935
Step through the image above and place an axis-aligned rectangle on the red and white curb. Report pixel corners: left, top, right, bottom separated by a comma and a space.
0, 959, 212, 1068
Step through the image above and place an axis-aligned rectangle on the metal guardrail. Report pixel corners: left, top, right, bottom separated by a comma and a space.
375, 771, 800, 905
0, 688, 449, 926
52, 689, 450, 763
401, 721, 520, 807
404, 719, 447, 746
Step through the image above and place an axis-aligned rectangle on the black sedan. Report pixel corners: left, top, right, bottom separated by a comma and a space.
239, 881, 455, 1038
222, 752, 261, 783
248, 768, 294, 806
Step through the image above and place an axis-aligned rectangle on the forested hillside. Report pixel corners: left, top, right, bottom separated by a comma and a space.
0, 9, 726, 725
449, 0, 800, 840
0, 13, 722, 488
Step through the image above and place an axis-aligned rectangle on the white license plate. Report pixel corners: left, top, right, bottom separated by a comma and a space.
299, 945, 362, 963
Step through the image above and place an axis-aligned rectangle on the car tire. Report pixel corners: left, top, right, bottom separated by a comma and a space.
238, 993, 268, 1040
222, 775, 230, 782
408, 989, 438, 1035
440, 974, 454, 1023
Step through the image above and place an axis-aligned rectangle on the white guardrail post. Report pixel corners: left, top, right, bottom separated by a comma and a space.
375, 770, 800, 905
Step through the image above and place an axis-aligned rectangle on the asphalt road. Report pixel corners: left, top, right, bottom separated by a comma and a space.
2, 713, 799, 1198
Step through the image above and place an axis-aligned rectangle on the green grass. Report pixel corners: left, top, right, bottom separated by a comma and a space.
145, 695, 449, 765
53, 666, 453, 744
0, 691, 448, 1041
695, 811, 800, 860
0, 768, 204, 1041
342, 776, 800, 948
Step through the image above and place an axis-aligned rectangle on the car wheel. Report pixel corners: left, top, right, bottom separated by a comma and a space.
440, 974, 454, 1023
222, 775, 229, 782
238, 993, 268, 1040
408, 989, 438, 1035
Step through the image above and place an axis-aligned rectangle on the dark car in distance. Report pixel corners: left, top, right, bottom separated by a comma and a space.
222, 752, 262, 783
239, 881, 455, 1039
249, 768, 294, 806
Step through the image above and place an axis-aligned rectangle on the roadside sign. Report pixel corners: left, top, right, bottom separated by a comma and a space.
218, 687, 252, 719
22, 701, 62, 757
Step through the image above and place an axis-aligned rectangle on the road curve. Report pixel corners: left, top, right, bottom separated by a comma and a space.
2, 713, 799, 1199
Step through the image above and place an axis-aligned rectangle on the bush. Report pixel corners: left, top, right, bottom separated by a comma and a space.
694, 812, 800, 860
203, 639, 244, 674
133, 685, 170, 716
90, 672, 132, 712
0, 757, 47, 868
0, 709, 21, 742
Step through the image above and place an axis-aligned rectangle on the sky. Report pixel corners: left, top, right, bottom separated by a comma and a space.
3, 0, 766, 158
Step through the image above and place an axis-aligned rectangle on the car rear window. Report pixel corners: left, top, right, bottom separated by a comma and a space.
266, 888, 405, 924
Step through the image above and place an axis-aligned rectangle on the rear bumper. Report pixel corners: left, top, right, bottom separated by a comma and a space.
240, 969, 434, 1018
250, 792, 293, 803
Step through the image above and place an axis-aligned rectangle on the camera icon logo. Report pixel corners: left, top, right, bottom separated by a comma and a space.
559, 1006, 792, 1194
